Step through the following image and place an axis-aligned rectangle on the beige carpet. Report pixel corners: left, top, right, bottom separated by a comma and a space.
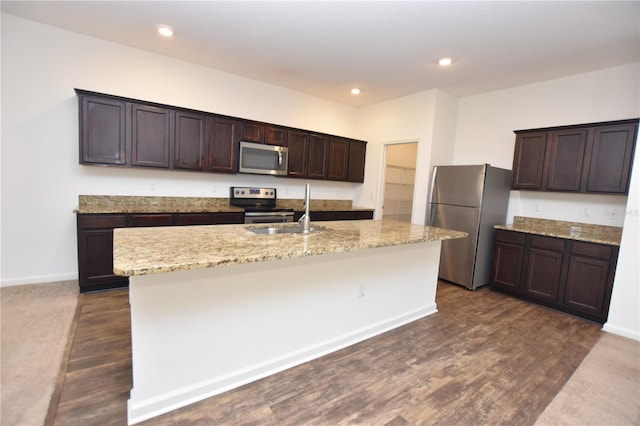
535, 332, 640, 425
0, 281, 79, 426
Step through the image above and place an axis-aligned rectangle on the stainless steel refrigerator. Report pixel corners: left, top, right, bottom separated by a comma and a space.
427, 164, 511, 290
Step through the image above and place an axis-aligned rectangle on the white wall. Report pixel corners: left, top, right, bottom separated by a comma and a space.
355, 89, 459, 224
454, 63, 639, 227
0, 13, 360, 286
454, 63, 640, 340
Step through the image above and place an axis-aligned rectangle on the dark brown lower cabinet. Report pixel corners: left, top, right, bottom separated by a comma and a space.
523, 235, 565, 303
491, 229, 618, 323
76, 211, 244, 292
294, 210, 374, 222
77, 214, 129, 293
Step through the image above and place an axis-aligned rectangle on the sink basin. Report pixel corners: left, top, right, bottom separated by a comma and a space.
248, 225, 326, 235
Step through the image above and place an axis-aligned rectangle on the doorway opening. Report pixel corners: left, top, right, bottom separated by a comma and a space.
381, 142, 418, 223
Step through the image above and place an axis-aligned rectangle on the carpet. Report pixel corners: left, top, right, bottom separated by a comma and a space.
1, 281, 79, 426
535, 331, 640, 425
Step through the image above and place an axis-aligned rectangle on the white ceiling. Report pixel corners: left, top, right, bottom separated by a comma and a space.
2, 1, 639, 107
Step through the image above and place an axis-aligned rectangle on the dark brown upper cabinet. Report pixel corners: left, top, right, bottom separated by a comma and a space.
328, 138, 350, 181
265, 126, 288, 146
308, 134, 330, 179
174, 111, 209, 171
131, 103, 172, 168
80, 95, 127, 165
511, 132, 548, 190
76, 89, 367, 183
585, 123, 637, 193
240, 121, 264, 143
348, 140, 366, 183
209, 117, 240, 173
545, 128, 589, 191
512, 119, 638, 194
287, 130, 309, 178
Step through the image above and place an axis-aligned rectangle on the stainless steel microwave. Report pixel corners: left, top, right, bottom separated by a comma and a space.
238, 141, 288, 176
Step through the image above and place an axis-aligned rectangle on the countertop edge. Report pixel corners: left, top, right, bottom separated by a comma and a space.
114, 222, 466, 276
494, 224, 621, 246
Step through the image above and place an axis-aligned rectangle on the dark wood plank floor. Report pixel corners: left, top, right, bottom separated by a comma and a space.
50, 282, 601, 425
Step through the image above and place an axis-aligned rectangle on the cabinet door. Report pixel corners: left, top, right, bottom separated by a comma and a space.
288, 131, 309, 177
523, 236, 565, 302
241, 122, 264, 143
209, 117, 240, 173
348, 140, 367, 183
563, 256, 611, 317
308, 134, 329, 179
174, 111, 208, 171
512, 132, 548, 189
563, 241, 616, 320
545, 129, 588, 191
585, 123, 637, 193
131, 104, 172, 168
328, 138, 350, 181
491, 231, 525, 292
76, 214, 128, 292
265, 126, 288, 146
80, 96, 127, 165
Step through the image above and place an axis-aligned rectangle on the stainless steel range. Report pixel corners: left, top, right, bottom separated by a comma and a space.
230, 186, 294, 224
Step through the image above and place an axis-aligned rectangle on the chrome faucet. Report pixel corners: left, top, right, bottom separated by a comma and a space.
298, 183, 311, 234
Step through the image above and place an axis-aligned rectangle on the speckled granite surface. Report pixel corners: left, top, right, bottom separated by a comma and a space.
495, 216, 622, 246
75, 195, 370, 213
113, 220, 467, 276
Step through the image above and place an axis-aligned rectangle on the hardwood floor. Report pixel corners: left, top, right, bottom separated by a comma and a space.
50, 282, 601, 425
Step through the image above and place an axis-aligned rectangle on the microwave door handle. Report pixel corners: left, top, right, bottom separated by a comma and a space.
278, 150, 282, 167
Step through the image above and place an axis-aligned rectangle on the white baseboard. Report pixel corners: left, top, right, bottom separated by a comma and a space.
602, 323, 640, 341
128, 304, 437, 425
1, 273, 78, 287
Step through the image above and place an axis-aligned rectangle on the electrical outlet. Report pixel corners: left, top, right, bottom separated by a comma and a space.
582, 207, 590, 217
357, 282, 365, 298
608, 208, 618, 220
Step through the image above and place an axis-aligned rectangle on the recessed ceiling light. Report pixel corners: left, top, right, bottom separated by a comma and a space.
438, 57, 453, 66
156, 25, 174, 37
351, 88, 361, 95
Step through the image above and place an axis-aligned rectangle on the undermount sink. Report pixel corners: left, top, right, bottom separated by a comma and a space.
248, 225, 327, 235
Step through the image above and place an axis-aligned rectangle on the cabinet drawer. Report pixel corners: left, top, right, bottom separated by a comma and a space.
176, 213, 212, 225
531, 235, 565, 252
212, 212, 244, 224
130, 214, 174, 227
571, 241, 613, 260
78, 214, 127, 229
495, 230, 525, 245
336, 211, 358, 220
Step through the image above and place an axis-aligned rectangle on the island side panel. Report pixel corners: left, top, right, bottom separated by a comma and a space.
127, 241, 441, 425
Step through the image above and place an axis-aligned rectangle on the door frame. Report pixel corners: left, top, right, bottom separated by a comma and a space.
376, 139, 419, 222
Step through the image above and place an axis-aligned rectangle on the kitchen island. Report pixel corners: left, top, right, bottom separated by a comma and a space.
114, 220, 466, 424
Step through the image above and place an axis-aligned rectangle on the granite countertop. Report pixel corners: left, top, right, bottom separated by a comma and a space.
495, 216, 622, 246
74, 195, 373, 214
113, 220, 467, 276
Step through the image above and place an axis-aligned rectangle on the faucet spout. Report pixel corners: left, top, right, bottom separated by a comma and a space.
298, 183, 311, 234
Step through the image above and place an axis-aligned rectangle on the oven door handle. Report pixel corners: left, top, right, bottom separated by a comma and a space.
244, 211, 294, 217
